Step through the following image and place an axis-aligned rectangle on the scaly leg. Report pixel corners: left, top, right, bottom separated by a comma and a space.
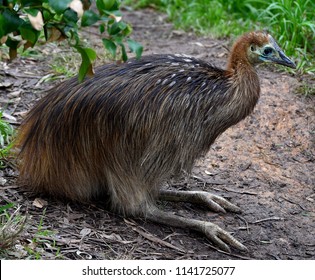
159, 189, 241, 213
145, 205, 247, 252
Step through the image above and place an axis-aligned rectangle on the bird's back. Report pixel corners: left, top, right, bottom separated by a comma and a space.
16, 54, 254, 214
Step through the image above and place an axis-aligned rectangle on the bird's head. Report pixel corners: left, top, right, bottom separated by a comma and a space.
227, 31, 296, 71
246, 31, 296, 69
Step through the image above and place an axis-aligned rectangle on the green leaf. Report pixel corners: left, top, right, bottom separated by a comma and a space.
5, 37, 20, 60
127, 39, 143, 59
0, 15, 5, 39
5, 37, 19, 49
117, 21, 127, 31
108, 22, 121, 35
74, 46, 97, 82
42, 9, 54, 22
96, 0, 117, 12
63, 8, 79, 24
96, 0, 106, 13
102, 38, 117, 57
19, 22, 40, 46
81, 10, 100, 27
0, 9, 24, 38
84, 47, 97, 61
48, 0, 72, 14
121, 23, 132, 36
24, 8, 40, 17
119, 43, 127, 62
103, 0, 116, 10
99, 23, 105, 34
20, 0, 43, 7
96, 0, 118, 13
0, 203, 14, 213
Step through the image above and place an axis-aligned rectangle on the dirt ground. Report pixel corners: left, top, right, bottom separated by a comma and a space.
0, 8, 314, 260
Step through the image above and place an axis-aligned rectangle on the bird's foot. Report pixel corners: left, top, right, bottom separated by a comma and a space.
159, 189, 241, 213
145, 206, 247, 252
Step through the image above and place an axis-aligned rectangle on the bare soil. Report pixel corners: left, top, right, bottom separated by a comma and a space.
0, 8, 314, 260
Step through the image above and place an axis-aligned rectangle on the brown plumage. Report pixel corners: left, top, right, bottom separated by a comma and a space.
15, 31, 295, 252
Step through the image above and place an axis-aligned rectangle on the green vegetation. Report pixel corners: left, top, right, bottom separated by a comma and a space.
0, 204, 26, 253
0, 112, 14, 166
0, 205, 61, 259
0, 0, 143, 81
49, 49, 81, 79
24, 208, 62, 260
125, 0, 315, 74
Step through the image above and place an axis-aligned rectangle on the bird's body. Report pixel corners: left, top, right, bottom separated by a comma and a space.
16, 31, 295, 251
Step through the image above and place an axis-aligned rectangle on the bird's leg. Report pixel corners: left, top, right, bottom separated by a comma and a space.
159, 189, 241, 213
145, 206, 247, 252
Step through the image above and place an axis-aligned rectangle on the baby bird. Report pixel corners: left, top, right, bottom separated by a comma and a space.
15, 31, 296, 252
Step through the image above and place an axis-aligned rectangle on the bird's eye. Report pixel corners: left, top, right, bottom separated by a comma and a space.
263, 47, 273, 56
250, 45, 255, 52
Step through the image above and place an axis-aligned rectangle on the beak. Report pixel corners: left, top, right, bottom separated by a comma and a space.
270, 49, 296, 69
267, 35, 296, 69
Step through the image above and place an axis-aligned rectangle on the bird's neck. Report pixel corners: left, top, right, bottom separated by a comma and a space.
224, 53, 261, 120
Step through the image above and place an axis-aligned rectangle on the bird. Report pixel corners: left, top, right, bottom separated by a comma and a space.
15, 30, 296, 252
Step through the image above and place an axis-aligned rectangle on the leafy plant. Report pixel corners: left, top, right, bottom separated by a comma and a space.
0, 112, 14, 164
0, 0, 143, 81
0, 204, 26, 251
25, 208, 61, 259
0, 204, 63, 259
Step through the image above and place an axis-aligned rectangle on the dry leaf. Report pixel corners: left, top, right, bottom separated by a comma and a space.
8, 90, 22, 99
28, 11, 44, 31
217, 52, 226, 58
192, 42, 204, 47
2, 111, 17, 121
109, 14, 122, 22
76, 250, 92, 259
0, 177, 7, 186
9, 47, 17, 60
69, 0, 84, 18
47, 27, 62, 42
0, 36, 8, 44
23, 41, 33, 51
101, 233, 133, 244
80, 228, 91, 237
0, 81, 13, 88
86, 64, 95, 77
32, 197, 48, 208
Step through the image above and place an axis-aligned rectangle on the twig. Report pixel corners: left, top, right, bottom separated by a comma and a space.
280, 196, 307, 211
306, 193, 315, 202
191, 175, 228, 185
222, 187, 259, 196
206, 243, 252, 260
87, 236, 121, 256
125, 219, 187, 253
266, 253, 281, 260
35, 235, 80, 247
133, 226, 187, 253
2, 71, 43, 79
252, 216, 284, 224
192, 175, 259, 195
236, 215, 250, 233
0, 185, 20, 190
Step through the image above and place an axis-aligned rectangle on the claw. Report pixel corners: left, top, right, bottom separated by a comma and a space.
202, 222, 247, 252
217, 228, 248, 252
159, 190, 241, 213
206, 193, 242, 213
152, 190, 246, 252
146, 206, 247, 253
